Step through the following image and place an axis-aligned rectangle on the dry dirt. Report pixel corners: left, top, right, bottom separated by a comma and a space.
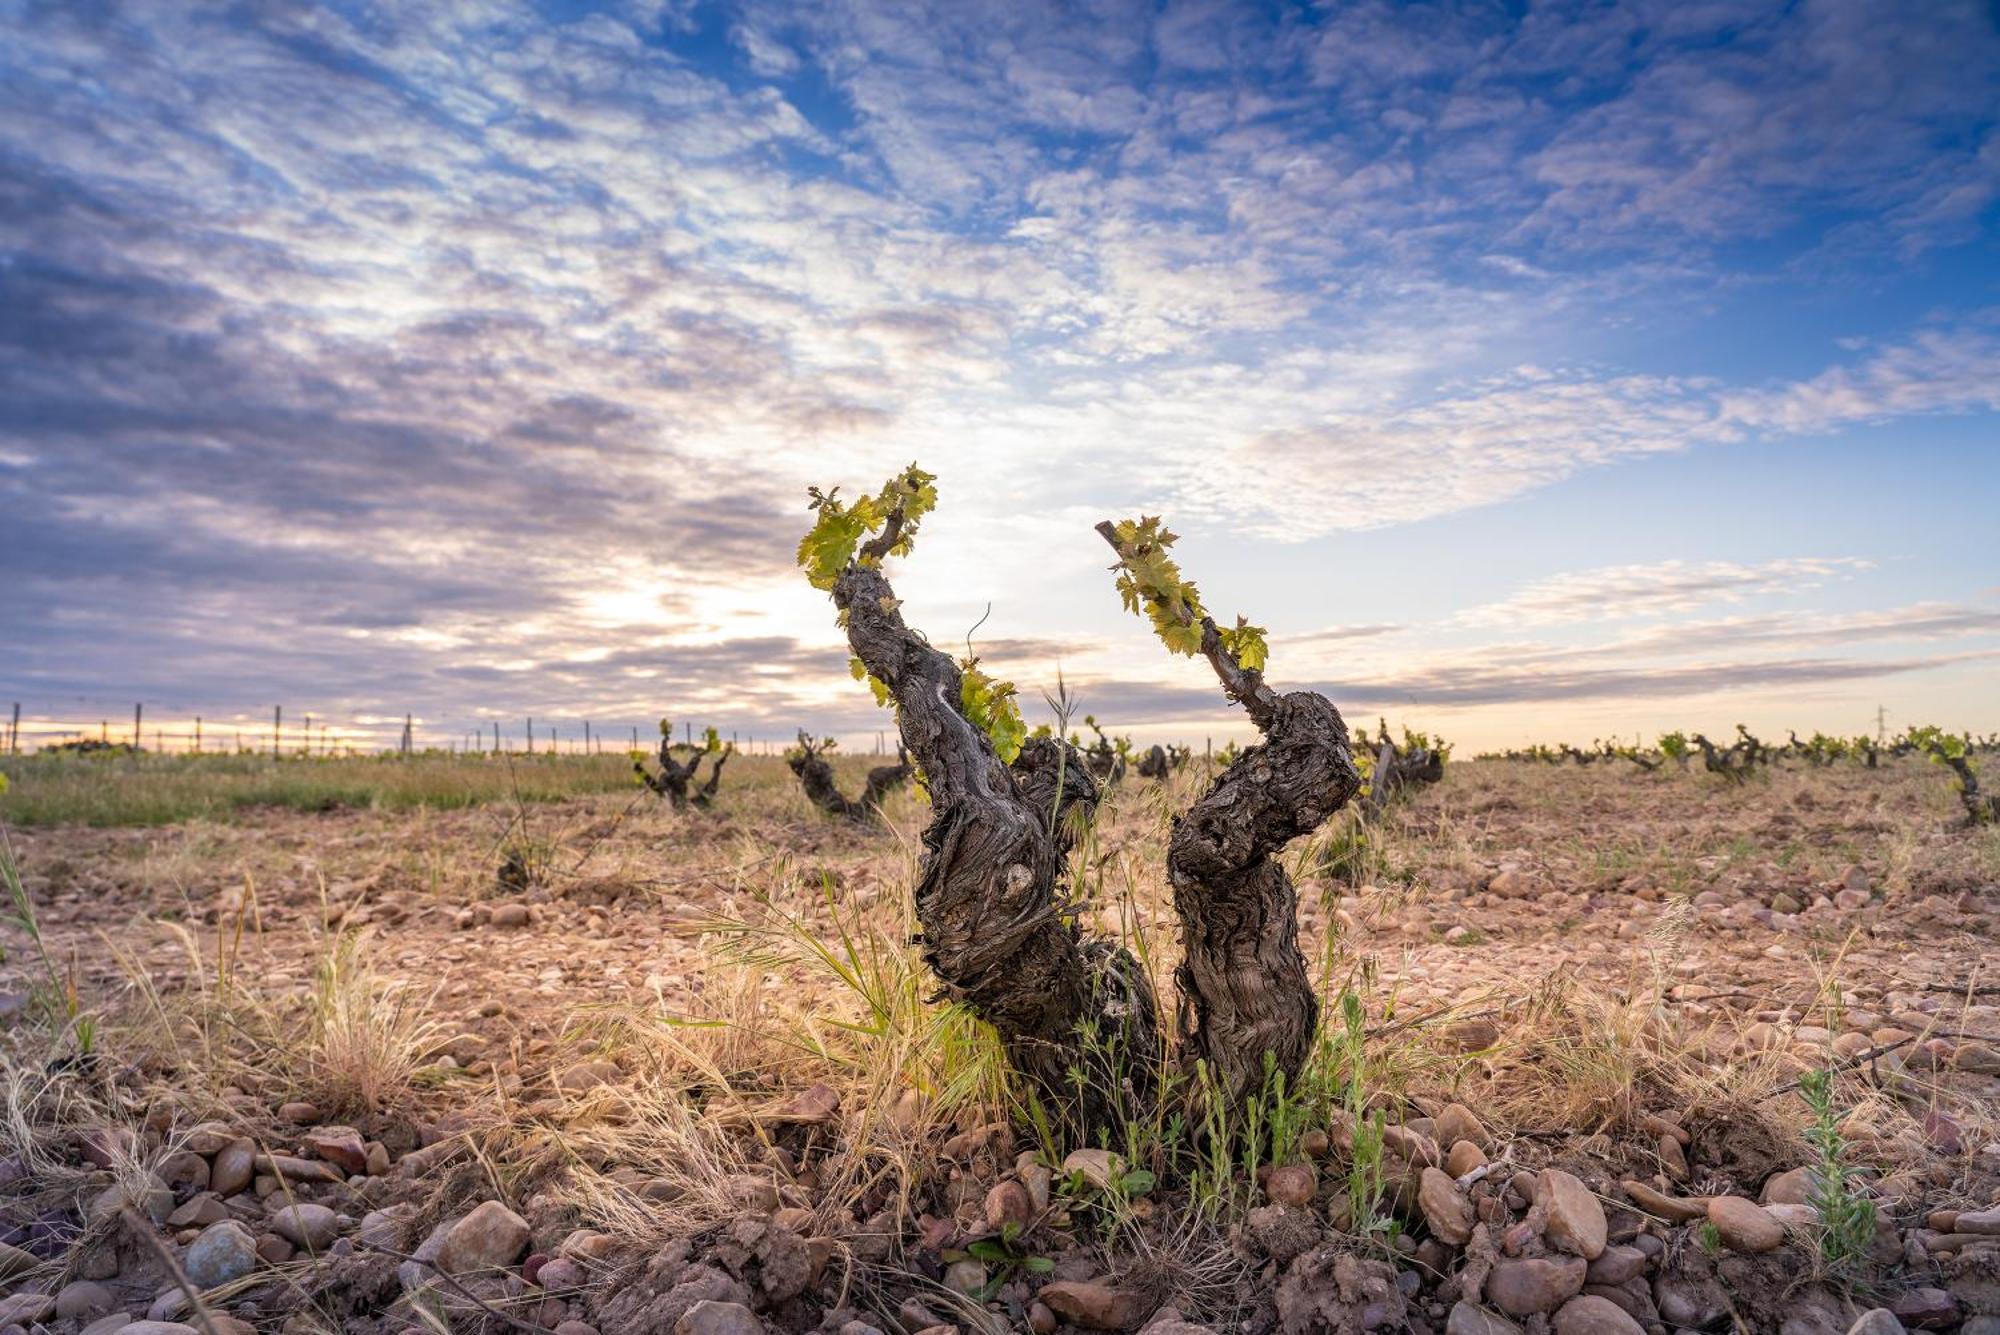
2, 754, 1997, 1335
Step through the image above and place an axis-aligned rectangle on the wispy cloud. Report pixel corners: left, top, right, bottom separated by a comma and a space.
0, 0, 1994, 746
1455, 558, 1874, 628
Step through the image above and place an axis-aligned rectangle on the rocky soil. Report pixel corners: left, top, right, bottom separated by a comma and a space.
1, 755, 1996, 1334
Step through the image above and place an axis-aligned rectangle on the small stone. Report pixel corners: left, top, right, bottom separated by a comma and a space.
55, 1281, 116, 1320
490, 903, 532, 929
1265, 1163, 1316, 1208
1889, 1288, 1956, 1329
0, 1294, 56, 1325
106, 1324, 202, 1335
437, 1200, 532, 1274
673, 1300, 765, 1335
1419, 1167, 1475, 1245
1657, 1134, 1688, 1182
1762, 1167, 1817, 1204
1436, 1103, 1489, 1149
1030, 1302, 1059, 1334
1445, 1140, 1487, 1177
1486, 1257, 1587, 1316
80, 1315, 139, 1335
1955, 1206, 2000, 1234
538, 1256, 586, 1289
1538, 1169, 1608, 1259
303, 1126, 368, 1175
1620, 1180, 1707, 1222
184, 1220, 260, 1288
256, 1233, 294, 1263
1845, 1311, 1908, 1335
1706, 1196, 1783, 1253
1062, 1148, 1122, 1190
1584, 1245, 1646, 1286
269, 1203, 339, 1251
1447, 1303, 1524, 1335
1038, 1279, 1156, 1330
278, 1101, 319, 1124
1552, 1294, 1645, 1335
210, 1138, 256, 1196
167, 1193, 229, 1229
943, 1258, 988, 1296
985, 1180, 1033, 1232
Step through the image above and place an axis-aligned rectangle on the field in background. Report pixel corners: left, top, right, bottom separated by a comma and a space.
2, 751, 1997, 1333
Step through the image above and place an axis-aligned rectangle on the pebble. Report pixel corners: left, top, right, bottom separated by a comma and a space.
1761, 1167, 1817, 1205
1956, 1206, 2000, 1235
1620, 1180, 1707, 1222
1038, 1278, 1156, 1330
210, 1138, 256, 1197
1264, 1163, 1316, 1208
303, 1126, 368, 1174
1846, 1309, 1907, 1334
1445, 1140, 1487, 1176
269, 1202, 339, 1251
1706, 1195, 1783, 1253
1419, 1167, 1475, 1245
490, 903, 532, 929
437, 1200, 532, 1273
943, 1258, 987, 1296
54, 1281, 115, 1321
1486, 1256, 1587, 1316
1447, 1303, 1524, 1335
985, 1179, 1032, 1231
1436, 1103, 1489, 1149
278, 1101, 319, 1124
672, 1301, 765, 1335
1552, 1294, 1645, 1335
0, 1294, 56, 1325
1583, 1245, 1646, 1286
1062, 1148, 1122, 1190
184, 1219, 260, 1287
1538, 1169, 1607, 1259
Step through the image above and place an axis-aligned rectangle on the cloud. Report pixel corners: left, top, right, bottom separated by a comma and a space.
0, 0, 1995, 746
1455, 558, 1874, 627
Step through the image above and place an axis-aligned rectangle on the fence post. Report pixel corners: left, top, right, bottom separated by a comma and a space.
133, 702, 143, 749
584, 721, 592, 753
9, 701, 18, 754
194, 716, 202, 752
273, 705, 282, 758
527, 718, 534, 753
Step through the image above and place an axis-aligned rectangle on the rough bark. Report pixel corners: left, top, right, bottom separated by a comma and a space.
787, 733, 911, 823
1366, 731, 1446, 810
1093, 521, 1362, 1111
1137, 744, 1170, 780
832, 555, 1161, 1127
636, 739, 730, 809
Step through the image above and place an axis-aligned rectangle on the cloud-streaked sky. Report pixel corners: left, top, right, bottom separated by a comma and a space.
2, 0, 1997, 753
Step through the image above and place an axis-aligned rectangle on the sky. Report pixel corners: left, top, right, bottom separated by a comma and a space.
1, 0, 1997, 755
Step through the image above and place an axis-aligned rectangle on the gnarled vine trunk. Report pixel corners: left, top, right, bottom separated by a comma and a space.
788, 733, 913, 823
819, 512, 1360, 1127
637, 740, 730, 809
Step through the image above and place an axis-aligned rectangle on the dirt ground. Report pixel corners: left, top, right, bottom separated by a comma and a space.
2, 753, 1997, 1335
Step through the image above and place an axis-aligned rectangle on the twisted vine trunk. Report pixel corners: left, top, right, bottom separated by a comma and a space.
788, 734, 913, 823
834, 562, 1160, 1127
638, 742, 729, 809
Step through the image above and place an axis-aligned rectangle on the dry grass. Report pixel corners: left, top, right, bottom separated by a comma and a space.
2, 750, 1995, 1326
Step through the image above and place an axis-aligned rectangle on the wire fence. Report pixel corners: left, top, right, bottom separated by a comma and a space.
0, 700, 900, 760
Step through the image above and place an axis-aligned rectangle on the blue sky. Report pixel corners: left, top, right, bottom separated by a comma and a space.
1, 0, 1996, 753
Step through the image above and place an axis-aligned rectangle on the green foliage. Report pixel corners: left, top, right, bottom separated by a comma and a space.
1218, 616, 1269, 672
797, 464, 938, 590
848, 656, 893, 708
1798, 1066, 1878, 1275
959, 658, 1027, 764
1400, 725, 1452, 760
702, 727, 723, 754
1103, 515, 1270, 671
1658, 731, 1690, 759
